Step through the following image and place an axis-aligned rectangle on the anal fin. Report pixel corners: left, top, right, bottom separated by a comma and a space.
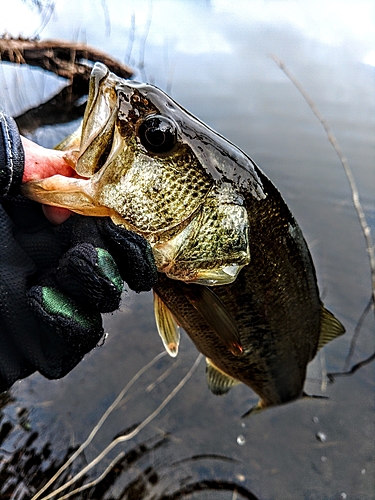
318, 305, 345, 351
153, 291, 180, 357
206, 358, 240, 395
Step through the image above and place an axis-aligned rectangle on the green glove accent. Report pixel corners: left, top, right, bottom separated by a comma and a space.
96, 247, 123, 293
28, 285, 104, 355
41, 287, 97, 330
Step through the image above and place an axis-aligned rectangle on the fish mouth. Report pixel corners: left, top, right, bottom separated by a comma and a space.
87, 62, 109, 117
75, 63, 125, 178
80, 63, 111, 153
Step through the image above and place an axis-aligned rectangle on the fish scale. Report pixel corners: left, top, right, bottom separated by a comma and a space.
154, 172, 322, 407
99, 148, 212, 234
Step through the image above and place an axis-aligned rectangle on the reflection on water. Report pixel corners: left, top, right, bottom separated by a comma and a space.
1, 1, 374, 499
0, 361, 259, 500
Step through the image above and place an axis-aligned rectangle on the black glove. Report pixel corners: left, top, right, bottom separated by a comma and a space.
0, 113, 157, 392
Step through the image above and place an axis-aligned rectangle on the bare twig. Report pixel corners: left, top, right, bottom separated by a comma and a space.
0, 37, 132, 80
271, 55, 375, 305
271, 55, 375, 374
101, 0, 111, 38
31, 351, 166, 500
328, 350, 375, 381
124, 11, 136, 65
138, 0, 153, 82
30, 0, 55, 39
344, 297, 373, 369
54, 452, 125, 500
34, 353, 202, 500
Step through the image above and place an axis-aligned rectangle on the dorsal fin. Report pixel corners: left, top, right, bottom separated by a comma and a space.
206, 358, 240, 395
153, 291, 180, 357
318, 305, 345, 351
182, 284, 243, 356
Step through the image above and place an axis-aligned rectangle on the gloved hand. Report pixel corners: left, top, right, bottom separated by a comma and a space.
0, 113, 157, 392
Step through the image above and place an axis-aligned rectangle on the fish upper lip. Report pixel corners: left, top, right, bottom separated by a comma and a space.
92, 62, 109, 79
76, 64, 122, 176
88, 62, 110, 120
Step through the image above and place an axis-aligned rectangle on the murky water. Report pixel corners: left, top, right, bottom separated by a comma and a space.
1, 1, 374, 498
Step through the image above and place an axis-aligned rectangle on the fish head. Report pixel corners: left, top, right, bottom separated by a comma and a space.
78, 63, 214, 237
22, 63, 266, 284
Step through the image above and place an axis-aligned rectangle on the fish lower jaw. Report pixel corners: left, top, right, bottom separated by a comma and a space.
179, 266, 243, 285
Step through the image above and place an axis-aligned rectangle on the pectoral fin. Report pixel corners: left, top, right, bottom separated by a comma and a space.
206, 358, 240, 395
182, 284, 243, 356
153, 291, 180, 357
318, 305, 345, 351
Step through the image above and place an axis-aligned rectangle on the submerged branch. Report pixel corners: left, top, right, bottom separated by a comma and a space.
0, 36, 133, 132
55, 452, 126, 500
31, 351, 167, 500
328, 351, 375, 380
34, 353, 202, 500
344, 297, 373, 369
15, 84, 87, 132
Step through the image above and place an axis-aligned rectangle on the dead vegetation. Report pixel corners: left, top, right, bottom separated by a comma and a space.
0, 36, 133, 133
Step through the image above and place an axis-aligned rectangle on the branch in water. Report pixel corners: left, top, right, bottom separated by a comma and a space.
0, 37, 133, 79
271, 55, 375, 304
0, 36, 133, 132
15, 83, 87, 132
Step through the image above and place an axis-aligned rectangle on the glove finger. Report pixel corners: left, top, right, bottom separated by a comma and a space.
28, 285, 104, 376
0, 205, 105, 384
59, 215, 107, 249
57, 215, 157, 291
3, 196, 67, 273
55, 242, 123, 313
98, 218, 157, 292
0, 335, 35, 392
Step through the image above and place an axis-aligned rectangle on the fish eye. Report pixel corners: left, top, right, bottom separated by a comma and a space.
138, 115, 177, 154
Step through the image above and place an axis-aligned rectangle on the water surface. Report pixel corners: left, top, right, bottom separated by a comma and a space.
1, 1, 374, 499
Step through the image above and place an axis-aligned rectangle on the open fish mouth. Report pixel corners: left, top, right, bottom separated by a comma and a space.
76, 63, 128, 178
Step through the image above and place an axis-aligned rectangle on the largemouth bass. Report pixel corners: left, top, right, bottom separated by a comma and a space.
22, 63, 345, 411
